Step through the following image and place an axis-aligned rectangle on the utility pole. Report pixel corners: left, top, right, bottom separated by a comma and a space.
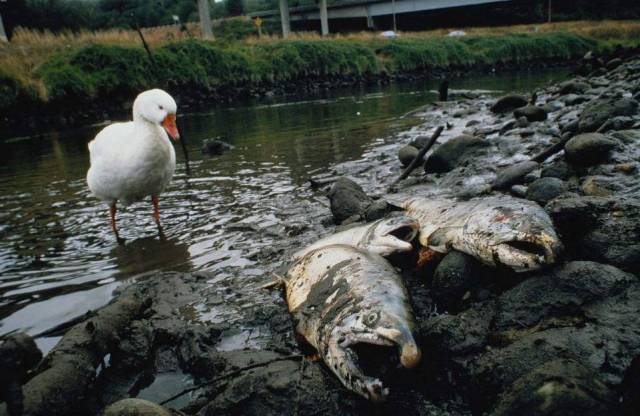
279, 0, 291, 38
0, 0, 8, 43
197, 0, 213, 39
391, 0, 397, 32
547, 0, 552, 23
319, 0, 329, 36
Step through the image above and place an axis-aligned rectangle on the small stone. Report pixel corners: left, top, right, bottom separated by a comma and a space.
514, 105, 547, 122
558, 80, 590, 95
202, 139, 233, 155
424, 135, 487, 173
492, 161, 540, 189
564, 133, 617, 166
397, 145, 420, 167
606, 57, 623, 70
491, 94, 528, 114
613, 163, 637, 174
540, 160, 572, 180
515, 116, 529, 128
510, 185, 527, 198
580, 176, 617, 197
432, 251, 477, 311
328, 178, 373, 223
526, 177, 568, 204
364, 200, 389, 221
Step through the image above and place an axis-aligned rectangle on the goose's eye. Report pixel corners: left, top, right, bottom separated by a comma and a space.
159, 105, 164, 110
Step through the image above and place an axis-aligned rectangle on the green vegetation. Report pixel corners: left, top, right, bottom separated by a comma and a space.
0, 32, 607, 118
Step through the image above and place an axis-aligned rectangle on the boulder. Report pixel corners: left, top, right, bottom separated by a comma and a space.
526, 177, 567, 204
491, 95, 528, 114
564, 133, 616, 166
514, 105, 547, 122
540, 160, 572, 180
577, 98, 638, 133
424, 135, 486, 173
327, 178, 373, 223
492, 360, 619, 416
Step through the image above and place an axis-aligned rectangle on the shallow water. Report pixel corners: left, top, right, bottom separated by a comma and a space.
0, 70, 567, 342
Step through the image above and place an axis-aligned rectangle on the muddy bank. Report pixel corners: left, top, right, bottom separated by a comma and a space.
0, 50, 616, 136
2, 48, 640, 415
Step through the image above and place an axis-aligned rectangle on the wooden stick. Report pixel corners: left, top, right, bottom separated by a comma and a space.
389, 125, 444, 190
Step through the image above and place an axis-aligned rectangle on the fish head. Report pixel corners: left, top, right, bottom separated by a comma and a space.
463, 204, 562, 272
361, 215, 420, 257
324, 304, 421, 401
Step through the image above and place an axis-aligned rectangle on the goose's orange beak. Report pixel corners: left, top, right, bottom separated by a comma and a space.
162, 114, 180, 140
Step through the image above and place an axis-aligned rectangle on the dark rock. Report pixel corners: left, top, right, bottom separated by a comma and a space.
514, 105, 547, 122
198, 350, 344, 416
600, 116, 635, 132
397, 145, 419, 167
101, 398, 173, 416
622, 356, 640, 416
606, 57, 623, 70
202, 139, 234, 155
491, 95, 528, 114
510, 185, 527, 198
0, 333, 42, 416
577, 98, 638, 132
560, 119, 579, 135
364, 200, 390, 221
564, 133, 616, 166
424, 135, 487, 173
558, 80, 590, 95
327, 177, 373, 223
580, 176, 620, 197
515, 116, 529, 128
500, 120, 516, 135
432, 251, 477, 312
492, 359, 619, 416
563, 94, 589, 106
540, 160, 572, 180
492, 161, 540, 189
410, 135, 431, 149
546, 196, 640, 273
525, 177, 567, 205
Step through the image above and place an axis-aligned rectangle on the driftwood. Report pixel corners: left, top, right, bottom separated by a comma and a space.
0, 295, 147, 416
389, 126, 444, 191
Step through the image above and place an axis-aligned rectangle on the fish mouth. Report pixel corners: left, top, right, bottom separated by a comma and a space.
335, 330, 421, 401
387, 224, 419, 244
495, 235, 560, 271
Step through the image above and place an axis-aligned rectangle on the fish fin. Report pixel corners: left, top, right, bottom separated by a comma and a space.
260, 273, 286, 290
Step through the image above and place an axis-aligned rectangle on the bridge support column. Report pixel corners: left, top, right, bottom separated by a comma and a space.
319, 0, 329, 36
365, 8, 375, 29
0, 13, 7, 42
279, 0, 291, 38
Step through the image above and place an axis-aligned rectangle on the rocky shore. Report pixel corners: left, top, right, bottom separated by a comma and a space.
2, 49, 640, 416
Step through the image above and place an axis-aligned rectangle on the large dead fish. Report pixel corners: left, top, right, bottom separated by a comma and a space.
292, 214, 420, 261
402, 195, 562, 272
286, 244, 421, 401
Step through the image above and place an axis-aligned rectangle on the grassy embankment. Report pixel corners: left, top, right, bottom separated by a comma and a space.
1, 19, 639, 121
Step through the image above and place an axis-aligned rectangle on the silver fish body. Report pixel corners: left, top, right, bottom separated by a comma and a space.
402, 195, 562, 272
286, 244, 421, 401
292, 215, 419, 261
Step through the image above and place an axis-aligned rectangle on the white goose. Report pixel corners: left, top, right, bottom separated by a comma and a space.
87, 89, 180, 241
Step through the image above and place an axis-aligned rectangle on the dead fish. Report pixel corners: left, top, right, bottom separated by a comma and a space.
292, 215, 419, 261
402, 195, 562, 272
286, 244, 421, 401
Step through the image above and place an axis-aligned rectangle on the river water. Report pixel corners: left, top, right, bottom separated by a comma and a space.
0, 70, 566, 349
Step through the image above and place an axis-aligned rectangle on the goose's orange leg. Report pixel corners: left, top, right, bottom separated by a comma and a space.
152, 195, 165, 238
109, 201, 122, 243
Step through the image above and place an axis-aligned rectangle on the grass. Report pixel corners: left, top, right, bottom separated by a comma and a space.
0, 19, 638, 117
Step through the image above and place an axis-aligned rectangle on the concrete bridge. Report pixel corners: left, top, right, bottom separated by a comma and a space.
250, 0, 511, 36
